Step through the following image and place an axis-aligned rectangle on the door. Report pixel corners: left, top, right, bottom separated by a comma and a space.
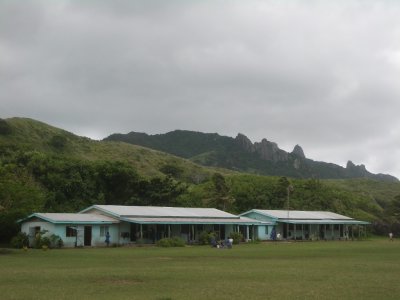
84, 226, 92, 246
130, 223, 137, 242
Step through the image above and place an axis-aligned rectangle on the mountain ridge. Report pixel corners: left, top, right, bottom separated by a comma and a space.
105, 130, 398, 182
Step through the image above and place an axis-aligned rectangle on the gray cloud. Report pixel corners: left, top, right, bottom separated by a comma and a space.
1, 0, 400, 178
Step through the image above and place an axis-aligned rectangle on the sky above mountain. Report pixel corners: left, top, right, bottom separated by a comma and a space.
1, 0, 400, 178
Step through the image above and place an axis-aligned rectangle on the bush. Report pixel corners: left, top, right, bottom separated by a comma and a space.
229, 232, 243, 244
41, 236, 51, 248
49, 234, 63, 248
50, 134, 68, 149
198, 231, 216, 245
10, 232, 29, 248
32, 230, 50, 249
156, 237, 185, 247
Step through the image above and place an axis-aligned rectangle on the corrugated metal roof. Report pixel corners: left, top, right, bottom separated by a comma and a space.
121, 216, 268, 225
84, 205, 239, 219
280, 219, 370, 225
25, 213, 119, 224
253, 210, 354, 220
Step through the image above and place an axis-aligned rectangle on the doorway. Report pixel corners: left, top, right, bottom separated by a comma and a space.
84, 226, 92, 246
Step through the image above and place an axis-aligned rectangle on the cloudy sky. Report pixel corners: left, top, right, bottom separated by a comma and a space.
1, 0, 400, 178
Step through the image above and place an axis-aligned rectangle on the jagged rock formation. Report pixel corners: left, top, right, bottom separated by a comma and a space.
292, 145, 306, 159
105, 130, 398, 182
254, 139, 289, 162
235, 133, 254, 153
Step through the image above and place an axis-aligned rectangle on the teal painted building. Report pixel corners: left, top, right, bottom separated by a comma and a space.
240, 209, 370, 240
20, 213, 119, 247
20, 205, 262, 247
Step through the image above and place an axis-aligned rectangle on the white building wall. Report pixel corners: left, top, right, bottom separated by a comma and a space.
21, 221, 121, 247
21, 221, 55, 247
257, 225, 273, 240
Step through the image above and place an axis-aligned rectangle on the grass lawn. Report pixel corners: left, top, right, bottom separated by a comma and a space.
1, 239, 400, 300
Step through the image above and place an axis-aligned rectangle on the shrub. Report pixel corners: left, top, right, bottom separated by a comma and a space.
229, 232, 243, 244
50, 134, 68, 149
32, 230, 50, 249
49, 234, 63, 248
198, 231, 216, 245
10, 232, 29, 248
156, 237, 185, 247
41, 236, 51, 248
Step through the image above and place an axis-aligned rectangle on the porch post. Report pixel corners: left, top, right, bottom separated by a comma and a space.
246, 226, 249, 241
140, 224, 143, 239
286, 223, 289, 239
324, 224, 326, 240
331, 224, 333, 240
294, 224, 296, 240
168, 225, 171, 238
301, 224, 304, 240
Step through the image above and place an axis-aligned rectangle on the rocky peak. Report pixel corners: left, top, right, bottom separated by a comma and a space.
346, 160, 368, 176
346, 160, 367, 171
346, 160, 355, 169
235, 133, 254, 152
254, 139, 288, 162
291, 144, 305, 159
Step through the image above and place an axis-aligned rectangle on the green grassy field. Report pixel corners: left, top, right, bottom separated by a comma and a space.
1, 240, 400, 300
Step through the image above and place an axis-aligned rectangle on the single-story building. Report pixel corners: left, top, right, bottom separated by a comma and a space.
19, 205, 264, 247
240, 209, 370, 240
19, 213, 120, 248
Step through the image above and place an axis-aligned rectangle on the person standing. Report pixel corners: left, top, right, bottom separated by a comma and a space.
105, 231, 111, 246
389, 232, 393, 241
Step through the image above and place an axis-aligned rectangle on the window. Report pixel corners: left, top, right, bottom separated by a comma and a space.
66, 226, 77, 237
100, 225, 109, 237
265, 226, 269, 235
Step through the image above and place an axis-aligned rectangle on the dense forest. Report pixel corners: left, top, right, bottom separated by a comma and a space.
1, 118, 400, 243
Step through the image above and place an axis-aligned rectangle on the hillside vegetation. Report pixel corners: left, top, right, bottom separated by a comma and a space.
1, 117, 400, 243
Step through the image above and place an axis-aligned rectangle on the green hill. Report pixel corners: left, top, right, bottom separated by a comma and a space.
1, 117, 400, 243
0, 118, 225, 181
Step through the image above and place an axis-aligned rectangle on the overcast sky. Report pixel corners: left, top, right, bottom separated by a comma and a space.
1, 0, 400, 178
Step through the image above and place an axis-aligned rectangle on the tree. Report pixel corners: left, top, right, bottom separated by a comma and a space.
271, 177, 292, 209
209, 173, 235, 211
136, 176, 187, 206
50, 134, 68, 149
95, 161, 140, 205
